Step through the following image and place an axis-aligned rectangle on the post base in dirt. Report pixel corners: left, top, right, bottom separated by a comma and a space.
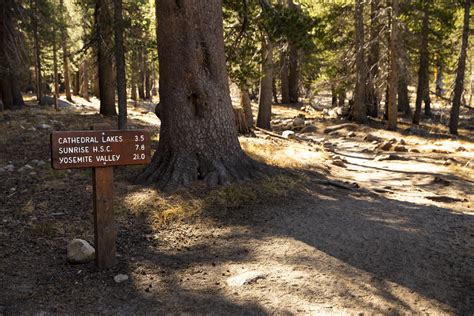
92, 123, 116, 268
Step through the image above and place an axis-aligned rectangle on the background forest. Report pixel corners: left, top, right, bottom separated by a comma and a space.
1, 0, 473, 135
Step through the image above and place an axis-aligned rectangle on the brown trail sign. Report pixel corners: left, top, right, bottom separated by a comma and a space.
51, 124, 151, 268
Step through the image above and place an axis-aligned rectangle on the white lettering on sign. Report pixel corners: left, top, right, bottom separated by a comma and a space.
59, 156, 93, 164
95, 155, 121, 162
101, 135, 123, 143
58, 136, 99, 144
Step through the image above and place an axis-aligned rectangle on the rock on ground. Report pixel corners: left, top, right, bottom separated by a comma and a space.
113, 274, 129, 283
226, 271, 266, 287
67, 239, 95, 264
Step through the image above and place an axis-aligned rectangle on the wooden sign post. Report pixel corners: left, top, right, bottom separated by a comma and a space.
50, 124, 151, 268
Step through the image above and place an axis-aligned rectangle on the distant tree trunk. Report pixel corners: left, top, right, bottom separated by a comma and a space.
73, 71, 80, 95
53, 35, 59, 110
240, 85, 254, 127
280, 50, 290, 103
95, 0, 116, 116
137, 0, 261, 189
32, 0, 43, 104
130, 50, 138, 102
145, 59, 151, 100
60, 0, 72, 102
151, 62, 158, 96
413, 2, 430, 125
338, 89, 346, 107
272, 77, 278, 104
138, 48, 145, 99
288, 45, 298, 103
352, 0, 367, 123
435, 59, 444, 96
93, 66, 100, 97
398, 76, 410, 115
288, 0, 299, 103
387, 0, 398, 131
397, 30, 411, 115
449, 0, 471, 135
80, 60, 90, 102
114, 0, 127, 129
257, 35, 273, 130
366, 0, 380, 117
331, 84, 337, 107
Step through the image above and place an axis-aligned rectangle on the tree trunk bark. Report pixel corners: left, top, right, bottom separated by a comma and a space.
280, 50, 290, 103
288, 44, 298, 103
137, 0, 262, 190
366, 0, 380, 117
257, 35, 273, 130
95, 0, 116, 116
240, 85, 254, 127
413, 2, 430, 125
387, 0, 398, 131
73, 70, 80, 95
138, 48, 145, 99
352, 0, 367, 123
32, 0, 43, 104
80, 60, 90, 102
60, 0, 72, 102
53, 35, 59, 110
114, 0, 127, 129
449, 0, 471, 135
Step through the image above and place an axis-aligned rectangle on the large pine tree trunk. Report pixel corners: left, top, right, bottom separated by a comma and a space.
366, 0, 380, 117
387, 0, 398, 131
95, 0, 116, 116
352, 0, 367, 123
413, 2, 430, 125
449, 0, 471, 135
137, 0, 262, 190
397, 29, 411, 115
257, 35, 273, 130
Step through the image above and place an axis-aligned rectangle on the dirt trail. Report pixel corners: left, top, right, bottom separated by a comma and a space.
0, 98, 473, 314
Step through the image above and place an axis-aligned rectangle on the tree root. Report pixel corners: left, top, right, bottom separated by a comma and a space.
136, 149, 269, 192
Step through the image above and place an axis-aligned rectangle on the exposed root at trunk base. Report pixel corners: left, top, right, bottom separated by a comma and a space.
136, 150, 270, 192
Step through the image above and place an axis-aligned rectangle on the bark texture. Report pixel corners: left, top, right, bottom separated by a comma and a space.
280, 50, 290, 103
413, 2, 430, 125
95, 0, 117, 116
352, 0, 367, 123
60, 0, 72, 102
240, 85, 254, 127
449, 0, 471, 135
257, 35, 273, 130
137, 0, 263, 190
114, 0, 127, 129
366, 0, 380, 117
387, 0, 398, 131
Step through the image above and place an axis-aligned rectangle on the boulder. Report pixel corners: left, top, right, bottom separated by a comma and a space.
114, 274, 129, 283
226, 271, 266, 287
347, 131, 356, 137
282, 130, 296, 139
364, 133, 383, 142
379, 142, 392, 151
292, 117, 305, 128
394, 145, 408, 152
67, 239, 95, 264
300, 125, 317, 133
403, 127, 429, 137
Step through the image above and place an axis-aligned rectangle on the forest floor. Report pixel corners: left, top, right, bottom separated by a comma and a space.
0, 94, 473, 315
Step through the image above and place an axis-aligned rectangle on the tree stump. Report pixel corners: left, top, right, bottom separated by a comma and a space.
233, 107, 251, 134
